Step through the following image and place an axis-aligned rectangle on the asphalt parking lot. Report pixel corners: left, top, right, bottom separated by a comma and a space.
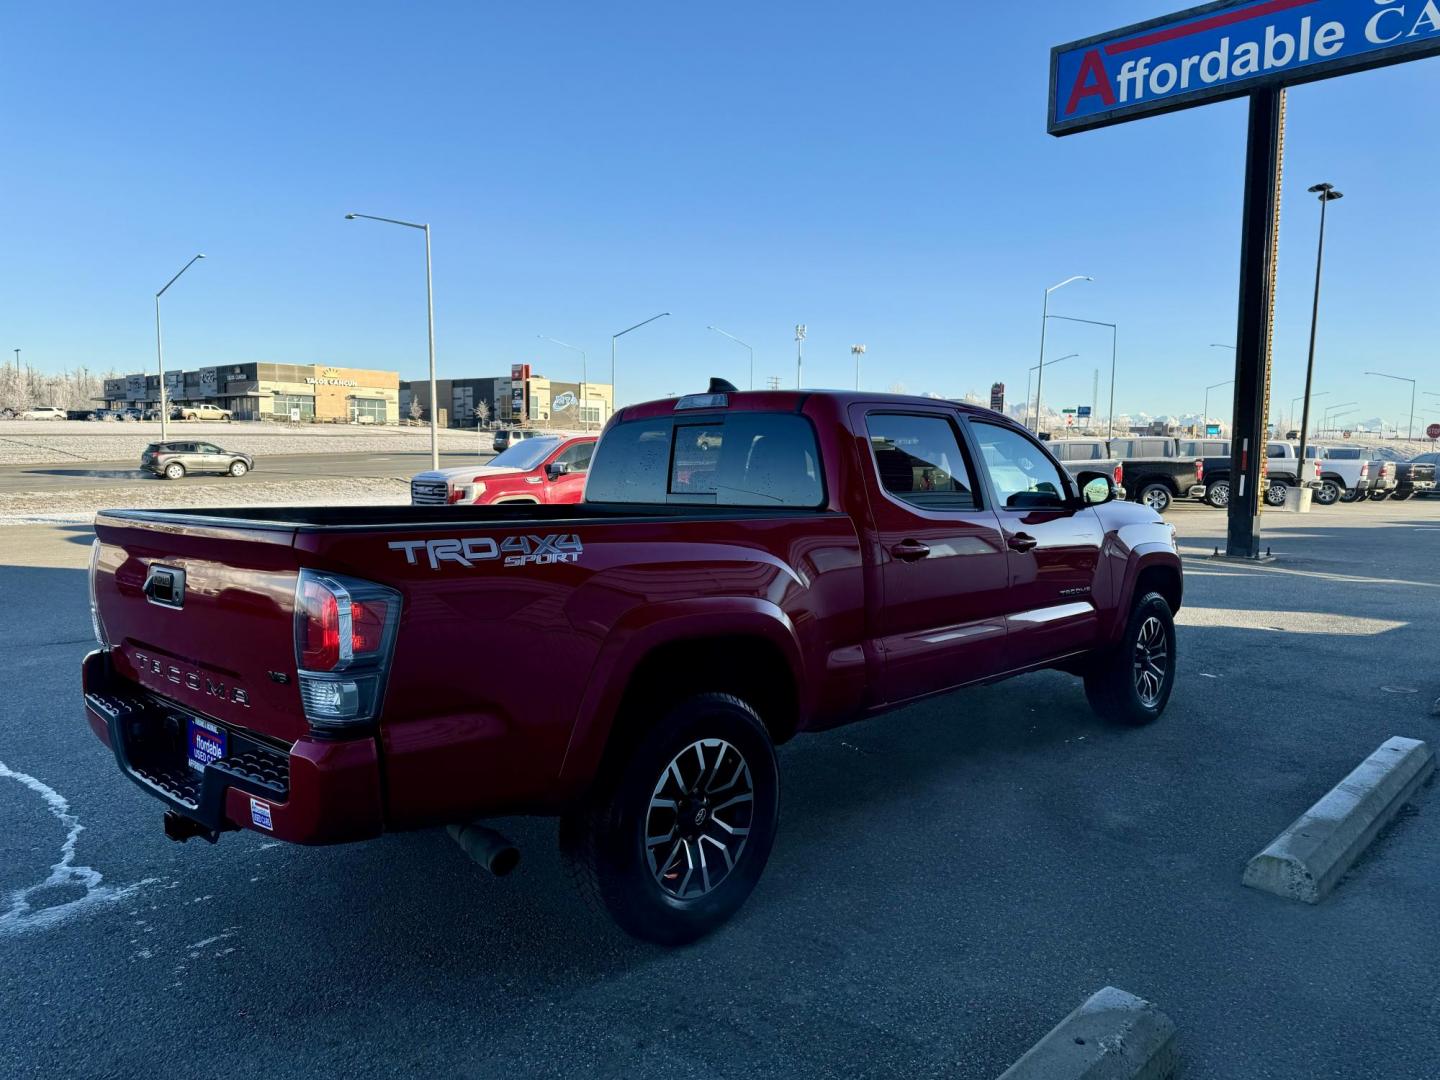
2, 500, 1437, 1079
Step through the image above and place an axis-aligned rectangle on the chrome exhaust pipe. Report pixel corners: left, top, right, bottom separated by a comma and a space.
447, 822, 520, 877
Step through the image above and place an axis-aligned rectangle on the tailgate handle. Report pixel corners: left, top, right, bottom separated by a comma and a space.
144, 566, 186, 609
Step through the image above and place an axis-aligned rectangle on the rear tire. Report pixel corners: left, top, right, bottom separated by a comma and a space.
1340, 486, 1362, 504
164, 462, 185, 480
1392, 492, 1414, 502
1315, 478, 1343, 506
1083, 592, 1176, 727
560, 692, 779, 946
1205, 480, 1230, 508
1138, 483, 1172, 514
1264, 481, 1288, 507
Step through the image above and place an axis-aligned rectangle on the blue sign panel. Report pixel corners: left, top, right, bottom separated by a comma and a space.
1078, 406, 1093, 418
1051, 0, 1440, 135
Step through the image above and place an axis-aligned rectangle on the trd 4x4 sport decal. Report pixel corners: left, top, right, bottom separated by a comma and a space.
389, 534, 583, 570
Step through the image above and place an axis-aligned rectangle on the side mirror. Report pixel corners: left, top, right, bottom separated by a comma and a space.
546, 461, 570, 480
1076, 471, 1116, 506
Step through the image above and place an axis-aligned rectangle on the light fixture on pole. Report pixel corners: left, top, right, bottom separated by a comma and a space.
11, 348, 18, 375
706, 326, 754, 390
1203, 380, 1234, 433
1025, 353, 1079, 428
1034, 275, 1092, 432
1045, 314, 1116, 437
1321, 401, 1358, 439
155, 254, 206, 442
851, 344, 867, 391
1289, 390, 1329, 436
346, 212, 440, 470
794, 325, 807, 389
537, 335, 589, 429
1323, 407, 1358, 439
612, 313, 670, 408
1364, 371, 1417, 442
1296, 183, 1343, 477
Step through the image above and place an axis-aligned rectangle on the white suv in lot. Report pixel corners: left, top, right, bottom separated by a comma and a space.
21, 406, 67, 421
173, 403, 233, 422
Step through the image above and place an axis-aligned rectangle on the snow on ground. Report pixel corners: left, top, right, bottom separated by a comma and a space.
0, 476, 410, 525
0, 421, 498, 465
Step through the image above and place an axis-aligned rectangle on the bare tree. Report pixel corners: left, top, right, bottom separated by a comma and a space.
408, 396, 423, 422
473, 400, 490, 428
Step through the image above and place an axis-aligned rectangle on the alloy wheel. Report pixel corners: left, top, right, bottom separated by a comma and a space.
645, 739, 754, 901
1132, 616, 1168, 708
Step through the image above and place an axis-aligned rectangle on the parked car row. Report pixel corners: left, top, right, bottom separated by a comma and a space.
1048, 435, 1438, 512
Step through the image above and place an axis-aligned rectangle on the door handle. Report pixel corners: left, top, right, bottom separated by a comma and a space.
890, 540, 931, 563
1007, 533, 1039, 553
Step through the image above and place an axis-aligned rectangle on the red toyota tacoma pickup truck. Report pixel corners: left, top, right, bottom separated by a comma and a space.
83, 383, 1182, 944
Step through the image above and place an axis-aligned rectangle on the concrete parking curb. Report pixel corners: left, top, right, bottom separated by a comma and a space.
996, 986, 1177, 1080
1243, 736, 1435, 904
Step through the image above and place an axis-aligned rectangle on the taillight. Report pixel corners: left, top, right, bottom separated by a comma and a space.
1114, 463, 1123, 485
1195, 460, 1204, 483
1361, 463, 1369, 479
89, 540, 110, 647
293, 570, 401, 732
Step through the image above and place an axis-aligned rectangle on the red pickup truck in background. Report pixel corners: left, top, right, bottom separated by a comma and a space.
83, 382, 1182, 944
409, 434, 596, 506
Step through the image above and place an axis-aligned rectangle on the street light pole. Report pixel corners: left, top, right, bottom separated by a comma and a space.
1034, 275, 1092, 432
1296, 183, 1343, 478
1045, 315, 1115, 437
1025, 353, 1079, 426
794, 325, 807, 389
612, 312, 671, 409
537, 335, 588, 429
706, 326, 754, 390
1204, 380, 1234, 433
1289, 390, 1329, 437
346, 212, 440, 469
851, 344, 867, 390
155, 254, 206, 443
1321, 401, 1358, 439
1364, 371, 1417, 442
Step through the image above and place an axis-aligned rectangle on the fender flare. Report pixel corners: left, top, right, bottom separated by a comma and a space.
557, 598, 804, 792
1107, 545, 1183, 647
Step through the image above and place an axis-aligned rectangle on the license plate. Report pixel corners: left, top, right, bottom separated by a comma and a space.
187, 718, 227, 773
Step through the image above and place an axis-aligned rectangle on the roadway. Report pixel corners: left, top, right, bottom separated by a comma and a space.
0, 450, 493, 494
2, 501, 1439, 1078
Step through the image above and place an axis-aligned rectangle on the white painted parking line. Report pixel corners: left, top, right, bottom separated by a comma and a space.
0, 761, 156, 936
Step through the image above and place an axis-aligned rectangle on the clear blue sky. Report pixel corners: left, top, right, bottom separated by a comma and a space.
3, 1, 1437, 427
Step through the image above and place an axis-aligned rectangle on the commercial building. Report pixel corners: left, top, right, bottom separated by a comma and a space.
103, 363, 400, 423
401, 364, 614, 429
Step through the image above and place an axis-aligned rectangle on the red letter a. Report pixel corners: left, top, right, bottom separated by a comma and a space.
1065, 49, 1116, 116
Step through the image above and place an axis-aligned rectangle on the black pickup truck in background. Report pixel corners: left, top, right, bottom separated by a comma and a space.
1107, 438, 1203, 514
1393, 459, 1437, 501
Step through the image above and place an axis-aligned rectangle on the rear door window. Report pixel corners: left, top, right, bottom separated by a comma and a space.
586, 412, 824, 507
866, 414, 977, 510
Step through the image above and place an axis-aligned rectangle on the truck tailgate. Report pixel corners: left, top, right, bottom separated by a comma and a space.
93, 512, 309, 744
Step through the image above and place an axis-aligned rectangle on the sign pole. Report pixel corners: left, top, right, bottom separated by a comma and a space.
1226, 87, 1283, 558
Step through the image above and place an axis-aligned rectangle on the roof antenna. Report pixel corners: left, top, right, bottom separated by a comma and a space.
708, 377, 739, 394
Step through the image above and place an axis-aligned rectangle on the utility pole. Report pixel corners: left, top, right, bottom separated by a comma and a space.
766, 375, 782, 391
794, 325, 807, 389
1295, 182, 1343, 491
852, 344, 867, 391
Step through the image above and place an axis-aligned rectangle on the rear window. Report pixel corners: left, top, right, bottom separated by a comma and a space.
586, 412, 824, 507
1052, 441, 1104, 462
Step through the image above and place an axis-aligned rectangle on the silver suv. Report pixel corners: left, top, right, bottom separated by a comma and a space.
141, 441, 253, 480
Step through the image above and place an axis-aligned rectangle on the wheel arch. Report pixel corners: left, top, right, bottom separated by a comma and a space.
559, 604, 804, 796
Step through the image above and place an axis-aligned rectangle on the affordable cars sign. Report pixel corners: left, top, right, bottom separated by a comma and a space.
1050, 0, 1440, 135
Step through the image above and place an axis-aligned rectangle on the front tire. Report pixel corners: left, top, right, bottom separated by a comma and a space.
1084, 592, 1176, 726
561, 692, 779, 946
229, 460, 249, 477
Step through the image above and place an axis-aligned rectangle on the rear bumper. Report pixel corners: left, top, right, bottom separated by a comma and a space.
1187, 484, 1207, 499
82, 649, 384, 845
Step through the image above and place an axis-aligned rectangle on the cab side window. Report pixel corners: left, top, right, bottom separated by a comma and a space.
554, 441, 595, 474
971, 423, 1069, 510
866, 414, 977, 510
